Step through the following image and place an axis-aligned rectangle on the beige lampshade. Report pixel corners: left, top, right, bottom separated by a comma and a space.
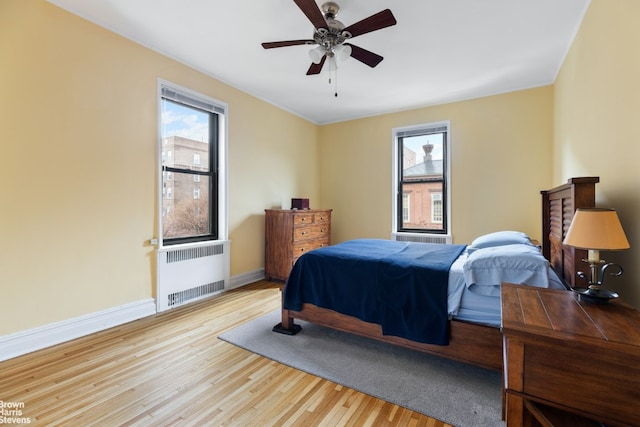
563, 208, 630, 250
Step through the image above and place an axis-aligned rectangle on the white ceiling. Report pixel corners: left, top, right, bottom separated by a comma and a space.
47, 0, 590, 124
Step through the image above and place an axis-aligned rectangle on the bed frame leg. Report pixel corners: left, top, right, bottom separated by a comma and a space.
272, 308, 302, 335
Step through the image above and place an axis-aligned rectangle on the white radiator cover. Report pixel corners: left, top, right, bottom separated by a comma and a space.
391, 232, 452, 244
156, 240, 230, 312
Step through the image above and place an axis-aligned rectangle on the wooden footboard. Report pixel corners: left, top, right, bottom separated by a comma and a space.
278, 304, 503, 371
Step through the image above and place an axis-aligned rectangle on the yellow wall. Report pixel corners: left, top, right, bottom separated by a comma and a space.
319, 87, 554, 245
0, 0, 319, 334
554, 0, 640, 307
3, 0, 639, 339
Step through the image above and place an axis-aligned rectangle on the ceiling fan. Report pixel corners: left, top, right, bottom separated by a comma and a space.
261, 0, 397, 76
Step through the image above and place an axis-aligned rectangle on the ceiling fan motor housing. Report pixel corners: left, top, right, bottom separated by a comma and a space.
314, 2, 351, 54
321, 2, 340, 19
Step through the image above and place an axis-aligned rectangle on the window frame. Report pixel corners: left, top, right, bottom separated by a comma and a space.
157, 80, 228, 247
392, 121, 451, 237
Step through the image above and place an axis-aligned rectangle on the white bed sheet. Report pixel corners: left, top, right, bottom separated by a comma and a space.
446, 249, 566, 327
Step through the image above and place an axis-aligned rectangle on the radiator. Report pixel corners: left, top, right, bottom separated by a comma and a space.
156, 240, 230, 312
391, 232, 452, 244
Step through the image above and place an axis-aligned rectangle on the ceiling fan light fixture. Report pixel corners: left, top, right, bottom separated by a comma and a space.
309, 45, 325, 64
334, 43, 352, 61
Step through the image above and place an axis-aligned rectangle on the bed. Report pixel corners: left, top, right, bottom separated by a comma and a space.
273, 177, 599, 371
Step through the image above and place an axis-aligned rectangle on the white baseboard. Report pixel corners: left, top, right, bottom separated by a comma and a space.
229, 268, 266, 289
0, 270, 270, 362
0, 298, 156, 362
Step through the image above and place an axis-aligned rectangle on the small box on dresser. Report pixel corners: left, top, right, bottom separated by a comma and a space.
264, 209, 332, 281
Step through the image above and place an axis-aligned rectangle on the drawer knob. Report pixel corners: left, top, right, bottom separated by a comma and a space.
320, 229, 325, 232
301, 231, 306, 235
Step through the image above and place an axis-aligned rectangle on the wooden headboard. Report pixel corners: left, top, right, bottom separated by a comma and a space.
541, 177, 599, 288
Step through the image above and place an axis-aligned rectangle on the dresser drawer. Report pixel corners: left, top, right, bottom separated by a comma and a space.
293, 224, 329, 241
313, 212, 331, 224
292, 238, 329, 261
293, 213, 315, 226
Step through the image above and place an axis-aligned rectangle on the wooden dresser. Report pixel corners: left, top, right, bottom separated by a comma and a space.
264, 209, 332, 281
501, 283, 640, 426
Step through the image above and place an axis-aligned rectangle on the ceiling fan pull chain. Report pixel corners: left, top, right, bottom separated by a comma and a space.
326, 55, 338, 97
327, 65, 338, 97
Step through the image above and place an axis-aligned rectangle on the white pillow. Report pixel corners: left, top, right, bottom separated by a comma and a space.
463, 244, 550, 297
468, 231, 533, 254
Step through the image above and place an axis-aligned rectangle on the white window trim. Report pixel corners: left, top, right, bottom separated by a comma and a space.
391, 120, 452, 238
156, 79, 229, 248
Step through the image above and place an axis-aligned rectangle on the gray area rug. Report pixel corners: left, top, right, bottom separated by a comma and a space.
218, 310, 504, 427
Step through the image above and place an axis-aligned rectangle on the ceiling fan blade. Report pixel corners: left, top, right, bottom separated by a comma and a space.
306, 55, 327, 75
344, 43, 383, 68
293, 0, 328, 30
262, 39, 315, 49
342, 9, 397, 38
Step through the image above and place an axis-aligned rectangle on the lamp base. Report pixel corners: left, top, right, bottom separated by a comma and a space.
573, 287, 619, 304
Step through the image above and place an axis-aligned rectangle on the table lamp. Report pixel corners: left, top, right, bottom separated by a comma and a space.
563, 208, 630, 303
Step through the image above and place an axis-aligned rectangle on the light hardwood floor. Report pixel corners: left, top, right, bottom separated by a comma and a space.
0, 280, 452, 426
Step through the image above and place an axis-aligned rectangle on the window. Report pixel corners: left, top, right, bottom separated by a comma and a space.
431, 192, 443, 223
159, 81, 227, 245
393, 121, 450, 235
402, 192, 410, 222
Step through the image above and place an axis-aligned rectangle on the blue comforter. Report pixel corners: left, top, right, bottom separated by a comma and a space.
283, 239, 467, 345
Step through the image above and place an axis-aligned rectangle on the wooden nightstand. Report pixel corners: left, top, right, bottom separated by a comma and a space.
501, 283, 640, 427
